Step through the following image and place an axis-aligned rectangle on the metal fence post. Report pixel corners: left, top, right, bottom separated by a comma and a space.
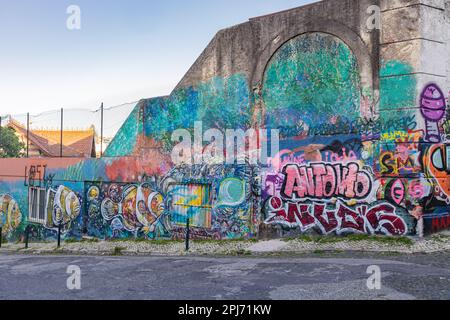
60, 108, 64, 158
25, 226, 30, 249
57, 223, 62, 248
100, 102, 104, 157
185, 216, 190, 252
26, 113, 30, 158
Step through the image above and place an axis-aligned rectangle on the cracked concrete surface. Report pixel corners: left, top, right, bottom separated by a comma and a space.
0, 252, 449, 300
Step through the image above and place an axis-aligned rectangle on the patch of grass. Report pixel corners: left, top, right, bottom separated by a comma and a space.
286, 234, 414, 246
348, 235, 414, 246
108, 238, 181, 245
283, 235, 316, 242
62, 238, 100, 244
112, 246, 126, 256
194, 238, 258, 244
230, 249, 253, 256
431, 234, 450, 243
63, 238, 79, 244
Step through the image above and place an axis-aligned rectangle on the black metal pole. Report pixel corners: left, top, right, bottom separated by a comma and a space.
100, 103, 104, 157
57, 223, 61, 248
26, 113, 30, 158
25, 226, 30, 249
60, 108, 63, 158
185, 215, 190, 252
0, 227, 2, 248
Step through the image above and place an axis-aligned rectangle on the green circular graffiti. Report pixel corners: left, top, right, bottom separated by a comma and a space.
262, 32, 361, 137
217, 178, 246, 207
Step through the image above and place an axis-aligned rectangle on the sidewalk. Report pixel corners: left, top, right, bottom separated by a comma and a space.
1, 232, 450, 256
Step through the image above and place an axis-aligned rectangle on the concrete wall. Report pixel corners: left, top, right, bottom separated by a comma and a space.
1, 0, 449, 242
446, 1, 450, 92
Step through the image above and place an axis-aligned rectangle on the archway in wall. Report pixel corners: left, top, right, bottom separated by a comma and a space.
261, 32, 362, 139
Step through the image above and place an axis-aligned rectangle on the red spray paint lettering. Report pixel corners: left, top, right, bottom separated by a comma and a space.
265, 197, 407, 236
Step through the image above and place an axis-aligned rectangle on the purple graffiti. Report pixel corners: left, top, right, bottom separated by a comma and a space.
420, 84, 446, 143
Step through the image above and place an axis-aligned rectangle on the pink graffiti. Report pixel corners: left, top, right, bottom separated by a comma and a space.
269, 146, 358, 171
265, 197, 407, 236
408, 180, 426, 199
390, 179, 405, 205
282, 162, 372, 201
420, 83, 446, 143
264, 173, 284, 197
268, 149, 306, 170
323, 148, 358, 163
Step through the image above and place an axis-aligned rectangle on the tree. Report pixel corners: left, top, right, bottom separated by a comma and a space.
0, 127, 25, 158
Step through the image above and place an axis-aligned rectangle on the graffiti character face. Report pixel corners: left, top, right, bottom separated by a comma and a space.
108, 184, 122, 203
420, 84, 446, 122
149, 193, 164, 217
88, 186, 100, 201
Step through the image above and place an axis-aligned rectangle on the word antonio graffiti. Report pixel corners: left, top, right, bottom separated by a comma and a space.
265, 197, 407, 236
281, 162, 372, 201
263, 161, 412, 236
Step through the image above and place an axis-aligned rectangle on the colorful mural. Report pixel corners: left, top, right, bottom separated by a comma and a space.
0, 194, 22, 237
81, 163, 259, 241
262, 33, 361, 138
0, 31, 449, 242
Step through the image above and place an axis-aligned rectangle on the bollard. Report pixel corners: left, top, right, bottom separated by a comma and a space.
185, 216, 190, 252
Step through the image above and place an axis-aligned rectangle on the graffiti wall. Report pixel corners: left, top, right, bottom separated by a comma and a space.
84, 163, 259, 241
0, 30, 449, 242
260, 32, 449, 237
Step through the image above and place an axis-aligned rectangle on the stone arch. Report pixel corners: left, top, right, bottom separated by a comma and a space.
251, 21, 376, 136
251, 20, 374, 93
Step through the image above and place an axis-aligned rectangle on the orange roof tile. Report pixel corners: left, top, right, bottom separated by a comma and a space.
7, 119, 96, 158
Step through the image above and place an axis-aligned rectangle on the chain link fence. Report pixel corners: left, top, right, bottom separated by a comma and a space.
0, 101, 137, 157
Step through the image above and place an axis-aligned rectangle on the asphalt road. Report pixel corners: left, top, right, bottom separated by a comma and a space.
1, 252, 450, 300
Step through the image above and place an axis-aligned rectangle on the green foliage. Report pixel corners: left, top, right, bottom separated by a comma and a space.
112, 246, 126, 256
286, 234, 414, 246
0, 127, 25, 158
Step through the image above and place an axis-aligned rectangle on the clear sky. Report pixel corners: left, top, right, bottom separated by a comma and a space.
0, 0, 317, 116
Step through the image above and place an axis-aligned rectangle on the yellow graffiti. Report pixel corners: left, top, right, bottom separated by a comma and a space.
0, 194, 22, 236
